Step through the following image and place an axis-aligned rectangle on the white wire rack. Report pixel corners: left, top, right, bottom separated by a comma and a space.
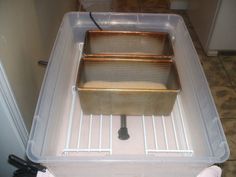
63, 87, 113, 155
62, 88, 193, 156
142, 101, 193, 155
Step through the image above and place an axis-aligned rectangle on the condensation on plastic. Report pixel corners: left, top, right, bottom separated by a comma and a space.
26, 12, 229, 177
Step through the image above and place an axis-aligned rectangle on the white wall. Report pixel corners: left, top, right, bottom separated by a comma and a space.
0, 96, 26, 176
0, 0, 44, 131
209, 0, 236, 51
0, 0, 76, 131
0, 0, 76, 175
187, 0, 221, 50
0, 63, 28, 177
34, 0, 77, 58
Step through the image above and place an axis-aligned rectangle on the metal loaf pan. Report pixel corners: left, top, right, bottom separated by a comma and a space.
77, 58, 181, 116
83, 30, 174, 59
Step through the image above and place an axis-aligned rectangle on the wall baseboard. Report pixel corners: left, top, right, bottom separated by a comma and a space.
0, 61, 28, 147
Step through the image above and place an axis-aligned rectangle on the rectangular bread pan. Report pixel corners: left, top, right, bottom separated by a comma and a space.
83, 30, 174, 59
77, 58, 181, 116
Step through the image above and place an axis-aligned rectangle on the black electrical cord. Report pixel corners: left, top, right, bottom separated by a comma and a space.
89, 12, 103, 31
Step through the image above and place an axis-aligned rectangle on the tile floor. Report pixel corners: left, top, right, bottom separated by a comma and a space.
77, 1, 236, 176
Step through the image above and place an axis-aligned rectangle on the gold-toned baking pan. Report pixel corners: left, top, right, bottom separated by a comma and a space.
83, 30, 174, 59
77, 58, 180, 116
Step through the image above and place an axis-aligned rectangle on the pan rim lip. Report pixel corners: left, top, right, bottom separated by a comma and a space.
77, 87, 180, 92
82, 57, 174, 62
83, 55, 174, 60
86, 30, 171, 35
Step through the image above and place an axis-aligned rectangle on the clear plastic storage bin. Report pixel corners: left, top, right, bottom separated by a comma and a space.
27, 12, 229, 177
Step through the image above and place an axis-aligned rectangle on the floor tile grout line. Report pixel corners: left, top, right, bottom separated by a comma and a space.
218, 55, 236, 91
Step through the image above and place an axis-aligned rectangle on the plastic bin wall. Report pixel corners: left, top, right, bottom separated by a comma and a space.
26, 13, 229, 177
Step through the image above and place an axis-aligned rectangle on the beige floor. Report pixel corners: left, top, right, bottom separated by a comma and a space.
77, 1, 236, 176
